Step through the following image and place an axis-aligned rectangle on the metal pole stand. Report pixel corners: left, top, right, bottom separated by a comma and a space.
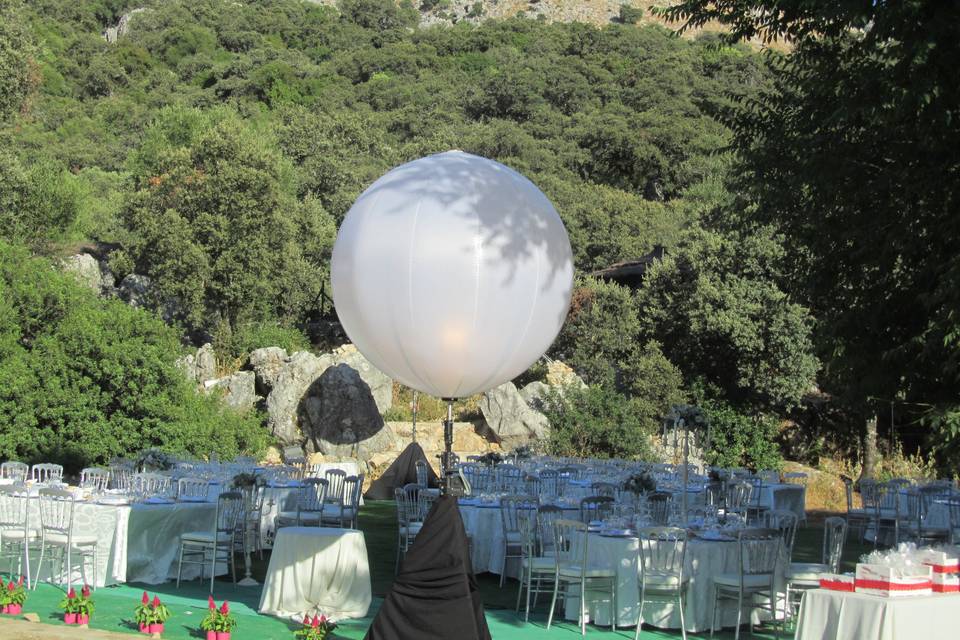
440, 399, 467, 497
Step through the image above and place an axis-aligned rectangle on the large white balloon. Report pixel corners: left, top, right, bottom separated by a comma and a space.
331, 151, 574, 399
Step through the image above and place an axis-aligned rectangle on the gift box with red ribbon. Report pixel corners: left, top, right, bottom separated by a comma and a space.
854, 564, 933, 597
819, 573, 855, 592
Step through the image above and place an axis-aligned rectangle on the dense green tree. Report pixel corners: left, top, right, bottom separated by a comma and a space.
637, 228, 819, 411
118, 107, 335, 331
0, 151, 84, 249
0, 241, 269, 472
0, 1, 36, 122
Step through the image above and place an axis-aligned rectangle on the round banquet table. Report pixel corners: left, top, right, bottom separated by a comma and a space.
259, 527, 372, 621
563, 532, 785, 632
796, 589, 960, 640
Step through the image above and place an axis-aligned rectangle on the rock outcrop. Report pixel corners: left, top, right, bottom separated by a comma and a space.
265, 351, 334, 445
62, 253, 115, 296
204, 370, 258, 412
248, 347, 288, 395
301, 363, 390, 457
480, 381, 551, 449
332, 344, 393, 413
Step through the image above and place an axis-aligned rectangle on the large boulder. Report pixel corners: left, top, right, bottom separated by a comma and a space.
117, 273, 154, 308
545, 360, 586, 388
266, 351, 334, 445
204, 371, 258, 411
62, 253, 114, 295
301, 363, 394, 457
480, 382, 551, 449
519, 381, 551, 410
248, 347, 288, 395
332, 344, 393, 413
177, 343, 217, 384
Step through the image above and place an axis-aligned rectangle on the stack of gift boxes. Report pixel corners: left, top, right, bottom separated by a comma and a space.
818, 544, 959, 597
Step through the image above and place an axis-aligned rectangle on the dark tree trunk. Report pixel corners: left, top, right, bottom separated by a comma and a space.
860, 413, 879, 483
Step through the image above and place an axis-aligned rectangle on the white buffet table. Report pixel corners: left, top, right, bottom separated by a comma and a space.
259, 527, 372, 621
796, 589, 960, 640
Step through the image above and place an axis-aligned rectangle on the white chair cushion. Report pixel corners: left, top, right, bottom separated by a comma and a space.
558, 563, 617, 579
522, 557, 555, 572
43, 532, 98, 546
787, 562, 828, 582
400, 523, 422, 536
0, 529, 37, 541
642, 571, 688, 589
713, 572, 774, 589
180, 531, 232, 544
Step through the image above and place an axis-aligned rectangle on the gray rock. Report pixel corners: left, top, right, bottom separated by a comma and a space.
266, 351, 334, 445
118, 273, 154, 308
62, 254, 114, 295
248, 347, 288, 395
480, 382, 551, 449
205, 370, 258, 411
301, 363, 393, 458
333, 345, 393, 413
177, 343, 217, 384
519, 381, 551, 411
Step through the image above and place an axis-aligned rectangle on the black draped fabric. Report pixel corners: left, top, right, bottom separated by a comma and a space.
364, 495, 492, 640
365, 442, 439, 500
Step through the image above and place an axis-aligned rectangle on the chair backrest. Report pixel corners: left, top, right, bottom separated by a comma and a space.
537, 505, 564, 556
80, 467, 111, 492
323, 469, 348, 503
395, 485, 420, 525
553, 519, 589, 570
647, 491, 673, 526
415, 460, 429, 488
744, 476, 764, 507
736, 528, 781, 579
110, 463, 135, 491
822, 516, 847, 572
298, 478, 329, 514
872, 481, 899, 515
579, 495, 614, 523
0, 485, 28, 533
417, 487, 438, 520
495, 464, 522, 491
214, 491, 244, 536
705, 481, 725, 508
590, 481, 617, 498
342, 474, 363, 508
762, 509, 799, 558
177, 477, 210, 500
0, 461, 28, 483
637, 526, 687, 587
538, 469, 559, 496
501, 495, 538, 536
946, 499, 960, 545
727, 481, 753, 510
31, 463, 64, 484
37, 488, 76, 536
132, 472, 171, 496
841, 476, 856, 512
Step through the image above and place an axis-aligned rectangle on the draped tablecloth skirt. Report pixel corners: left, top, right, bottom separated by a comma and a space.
796, 589, 960, 640
259, 527, 371, 621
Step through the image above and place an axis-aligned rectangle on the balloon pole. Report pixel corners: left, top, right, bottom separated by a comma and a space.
411, 390, 418, 443
440, 398, 465, 497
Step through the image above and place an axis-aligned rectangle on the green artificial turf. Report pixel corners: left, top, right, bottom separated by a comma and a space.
0, 500, 846, 639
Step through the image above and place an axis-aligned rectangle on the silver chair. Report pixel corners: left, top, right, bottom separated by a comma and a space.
131, 472, 171, 496
499, 495, 538, 587
415, 460, 429, 488
323, 469, 347, 506
0, 485, 34, 587
786, 516, 847, 619
841, 477, 870, 541
636, 526, 689, 640
579, 495, 614, 524
79, 468, 111, 492
109, 462, 135, 491
177, 477, 211, 501
515, 512, 555, 622
394, 485, 422, 571
590, 482, 618, 499
176, 491, 243, 593
36, 489, 98, 589
321, 474, 363, 528
710, 528, 781, 640
0, 462, 28, 483
546, 519, 618, 636
275, 478, 328, 528
30, 463, 63, 484
647, 492, 673, 526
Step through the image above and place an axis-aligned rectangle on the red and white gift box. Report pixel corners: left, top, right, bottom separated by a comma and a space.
819, 573, 855, 592
918, 550, 960, 576
932, 573, 960, 593
854, 563, 933, 597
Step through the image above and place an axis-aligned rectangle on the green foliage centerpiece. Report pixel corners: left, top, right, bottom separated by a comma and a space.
60, 585, 93, 625
136, 449, 175, 472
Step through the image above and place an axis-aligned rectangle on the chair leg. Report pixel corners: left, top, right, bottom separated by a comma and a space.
678, 590, 687, 640
635, 585, 644, 640
710, 586, 717, 638
580, 577, 586, 636
209, 546, 216, 594
546, 574, 560, 630
734, 589, 743, 640
525, 574, 534, 622
499, 547, 507, 588
176, 543, 184, 588
34, 541, 45, 590
611, 578, 617, 631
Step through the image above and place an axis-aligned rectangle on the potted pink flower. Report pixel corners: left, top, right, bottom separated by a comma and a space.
149, 595, 170, 635
75, 585, 95, 626
200, 596, 219, 640
214, 600, 236, 640
295, 614, 337, 640
7, 577, 26, 615
134, 591, 152, 633
59, 587, 80, 624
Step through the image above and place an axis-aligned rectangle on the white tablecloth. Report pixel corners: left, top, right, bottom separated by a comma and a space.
564, 533, 785, 632
796, 589, 960, 640
259, 527, 371, 620
125, 502, 219, 583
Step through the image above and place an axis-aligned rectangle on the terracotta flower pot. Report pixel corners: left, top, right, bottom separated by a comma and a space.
64, 613, 77, 624
149, 623, 164, 634
206, 631, 217, 640
216, 632, 231, 640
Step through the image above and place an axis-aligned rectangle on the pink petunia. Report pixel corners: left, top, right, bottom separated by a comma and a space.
141, 591, 149, 605
220, 601, 229, 614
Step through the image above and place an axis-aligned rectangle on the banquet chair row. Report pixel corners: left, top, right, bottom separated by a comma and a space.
0, 462, 63, 484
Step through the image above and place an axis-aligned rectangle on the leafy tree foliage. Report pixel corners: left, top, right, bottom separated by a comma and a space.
0, 241, 269, 473
0, 1, 36, 123
700, 398, 782, 471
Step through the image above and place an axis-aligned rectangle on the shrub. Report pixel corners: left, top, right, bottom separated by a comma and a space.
0, 241, 270, 473
618, 4, 644, 25
213, 320, 311, 363
541, 385, 656, 460
701, 399, 783, 471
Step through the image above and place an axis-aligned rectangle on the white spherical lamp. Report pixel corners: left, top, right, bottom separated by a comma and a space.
331, 150, 574, 400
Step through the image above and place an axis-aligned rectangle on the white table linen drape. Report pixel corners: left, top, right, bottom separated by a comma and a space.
796, 589, 960, 640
